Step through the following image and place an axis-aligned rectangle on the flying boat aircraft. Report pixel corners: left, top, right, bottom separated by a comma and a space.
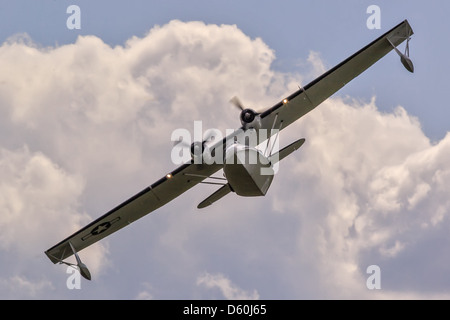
45, 20, 414, 280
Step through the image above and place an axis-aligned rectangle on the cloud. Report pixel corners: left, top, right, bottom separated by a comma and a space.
271, 96, 450, 298
197, 272, 259, 300
135, 282, 154, 300
0, 275, 54, 299
0, 19, 448, 299
0, 147, 85, 253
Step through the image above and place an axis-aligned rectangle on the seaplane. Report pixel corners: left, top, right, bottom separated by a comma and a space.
45, 20, 415, 280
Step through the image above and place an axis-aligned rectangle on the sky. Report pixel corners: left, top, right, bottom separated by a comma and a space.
0, 0, 449, 299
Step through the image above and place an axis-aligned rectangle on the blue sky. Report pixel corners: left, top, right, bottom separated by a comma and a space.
0, 1, 449, 299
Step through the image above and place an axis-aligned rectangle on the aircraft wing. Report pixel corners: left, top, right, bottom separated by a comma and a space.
257, 19, 413, 136
45, 162, 222, 263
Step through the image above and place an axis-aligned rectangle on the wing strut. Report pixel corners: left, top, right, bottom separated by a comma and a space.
264, 113, 279, 157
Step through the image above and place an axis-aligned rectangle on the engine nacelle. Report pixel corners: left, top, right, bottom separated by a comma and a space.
240, 108, 262, 130
190, 141, 205, 164
190, 141, 216, 164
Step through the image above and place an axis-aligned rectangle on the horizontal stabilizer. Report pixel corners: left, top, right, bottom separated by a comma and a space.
198, 183, 232, 209
269, 138, 305, 164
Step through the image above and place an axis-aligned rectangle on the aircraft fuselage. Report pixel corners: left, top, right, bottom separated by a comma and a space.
223, 143, 274, 196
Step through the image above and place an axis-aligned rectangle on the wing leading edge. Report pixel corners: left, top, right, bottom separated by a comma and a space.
45, 20, 414, 265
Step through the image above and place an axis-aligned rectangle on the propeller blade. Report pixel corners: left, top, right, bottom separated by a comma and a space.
230, 96, 245, 111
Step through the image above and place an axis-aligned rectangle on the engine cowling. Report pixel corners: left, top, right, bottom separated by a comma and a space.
190, 141, 205, 164
190, 141, 204, 157
190, 141, 218, 164
240, 108, 261, 130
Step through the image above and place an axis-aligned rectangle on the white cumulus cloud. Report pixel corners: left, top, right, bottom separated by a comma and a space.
197, 272, 259, 300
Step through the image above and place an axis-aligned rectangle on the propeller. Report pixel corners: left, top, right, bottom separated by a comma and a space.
230, 96, 261, 128
230, 96, 245, 111
173, 129, 220, 163
173, 138, 205, 157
